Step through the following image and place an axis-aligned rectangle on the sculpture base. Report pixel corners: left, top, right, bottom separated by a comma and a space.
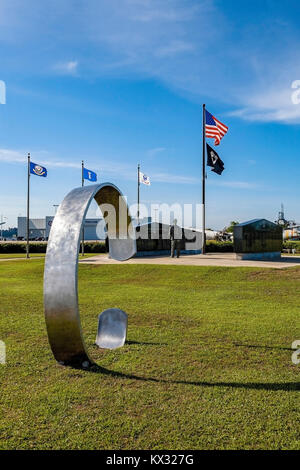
134, 249, 202, 257
235, 251, 281, 261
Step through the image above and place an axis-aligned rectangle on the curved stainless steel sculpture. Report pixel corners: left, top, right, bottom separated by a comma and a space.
44, 183, 136, 368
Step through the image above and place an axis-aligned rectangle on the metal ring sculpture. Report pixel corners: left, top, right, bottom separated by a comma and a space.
44, 183, 136, 368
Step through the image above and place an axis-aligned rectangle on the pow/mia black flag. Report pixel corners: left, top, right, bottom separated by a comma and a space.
206, 143, 225, 175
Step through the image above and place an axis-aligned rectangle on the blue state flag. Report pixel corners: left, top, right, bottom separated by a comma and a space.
83, 167, 97, 182
30, 162, 47, 177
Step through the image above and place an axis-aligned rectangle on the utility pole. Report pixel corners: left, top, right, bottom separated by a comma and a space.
137, 163, 140, 225
81, 161, 85, 256
202, 104, 206, 255
26, 153, 31, 259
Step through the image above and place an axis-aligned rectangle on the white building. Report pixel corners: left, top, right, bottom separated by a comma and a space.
17, 216, 105, 241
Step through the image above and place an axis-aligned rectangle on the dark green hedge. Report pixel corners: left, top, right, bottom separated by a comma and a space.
205, 240, 300, 253
0, 243, 47, 253
283, 241, 300, 252
81, 242, 106, 253
2, 239, 297, 254
0, 241, 107, 254
205, 240, 234, 252
206, 240, 300, 253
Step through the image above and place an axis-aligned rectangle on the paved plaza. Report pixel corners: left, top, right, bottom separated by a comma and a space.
79, 252, 300, 269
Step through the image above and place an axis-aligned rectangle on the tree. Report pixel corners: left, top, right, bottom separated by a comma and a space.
224, 221, 239, 233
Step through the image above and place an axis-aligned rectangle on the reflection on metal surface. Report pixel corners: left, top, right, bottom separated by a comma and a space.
44, 183, 136, 368
96, 308, 128, 349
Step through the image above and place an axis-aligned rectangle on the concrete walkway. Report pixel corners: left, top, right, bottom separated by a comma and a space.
79, 252, 300, 269
0, 256, 44, 262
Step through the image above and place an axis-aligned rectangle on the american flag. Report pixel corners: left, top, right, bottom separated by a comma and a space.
205, 109, 228, 146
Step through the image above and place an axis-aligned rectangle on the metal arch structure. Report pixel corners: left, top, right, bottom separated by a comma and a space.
44, 183, 136, 368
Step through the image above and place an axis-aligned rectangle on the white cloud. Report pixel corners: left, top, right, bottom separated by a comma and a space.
146, 147, 166, 158
0, 148, 79, 168
0, 147, 257, 189
0, 148, 25, 163
129, 0, 199, 23
53, 60, 79, 75
155, 40, 195, 58
151, 172, 258, 189
230, 106, 300, 124
1, 1, 300, 124
0, 147, 193, 184
213, 181, 258, 190
229, 84, 300, 124
151, 172, 199, 185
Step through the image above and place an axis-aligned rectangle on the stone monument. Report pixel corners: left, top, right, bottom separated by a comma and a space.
234, 219, 282, 261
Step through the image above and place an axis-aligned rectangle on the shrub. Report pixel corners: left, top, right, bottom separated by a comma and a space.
0, 243, 47, 254
80, 242, 106, 253
205, 240, 234, 252
283, 241, 300, 252
0, 241, 107, 254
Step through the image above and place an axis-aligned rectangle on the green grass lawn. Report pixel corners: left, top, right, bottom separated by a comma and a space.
0, 253, 46, 259
0, 259, 299, 450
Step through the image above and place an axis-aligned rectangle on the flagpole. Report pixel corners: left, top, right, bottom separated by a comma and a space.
81, 160, 85, 257
26, 153, 30, 259
137, 163, 140, 225
202, 104, 206, 255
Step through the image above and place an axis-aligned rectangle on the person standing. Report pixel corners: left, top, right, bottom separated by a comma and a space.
170, 219, 182, 258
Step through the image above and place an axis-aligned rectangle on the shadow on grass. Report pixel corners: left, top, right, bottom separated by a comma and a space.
90, 340, 167, 350
84, 365, 300, 392
234, 343, 292, 351
126, 340, 167, 346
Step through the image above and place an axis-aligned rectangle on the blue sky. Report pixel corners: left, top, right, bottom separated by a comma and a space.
1, 0, 300, 229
